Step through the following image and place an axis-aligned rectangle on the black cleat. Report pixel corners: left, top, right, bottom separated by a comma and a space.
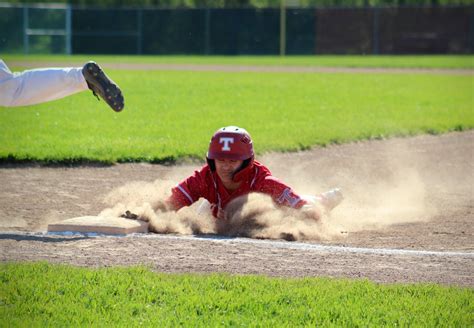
82, 61, 124, 112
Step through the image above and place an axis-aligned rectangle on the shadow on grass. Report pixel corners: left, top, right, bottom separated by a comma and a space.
0, 154, 205, 168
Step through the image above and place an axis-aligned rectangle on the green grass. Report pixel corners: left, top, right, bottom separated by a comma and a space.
0, 66, 472, 164
1, 262, 472, 326
3, 54, 473, 68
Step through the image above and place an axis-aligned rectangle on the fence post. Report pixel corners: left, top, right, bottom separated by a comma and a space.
314, 8, 318, 54
137, 9, 143, 55
372, 6, 380, 55
23, 6, 29, 54
280, 0, 286, 56
66, 4, 72, 55
204, 8, 211, 55
470, 5, 474, 53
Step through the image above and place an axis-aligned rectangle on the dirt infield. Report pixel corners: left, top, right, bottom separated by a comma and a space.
1, 131, 473, 286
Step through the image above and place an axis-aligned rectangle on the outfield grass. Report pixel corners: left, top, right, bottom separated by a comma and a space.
0, 65, 472, 163
0, 262, 472, 326
2, 54, 473, 69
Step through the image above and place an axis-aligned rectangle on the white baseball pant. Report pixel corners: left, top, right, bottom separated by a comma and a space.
0, 59, 88, 107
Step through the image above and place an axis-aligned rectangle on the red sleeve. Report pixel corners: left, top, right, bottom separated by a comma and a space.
253, 166, 306, 209
167, 166, 209, 211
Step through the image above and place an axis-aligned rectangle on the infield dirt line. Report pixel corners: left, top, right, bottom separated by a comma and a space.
8, 61, 473, 75
27, 232, 474, 258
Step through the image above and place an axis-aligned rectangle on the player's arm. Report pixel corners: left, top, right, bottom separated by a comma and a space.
257, 176, 306, 208
256, 175, 324, 220
121, 168, 208, 220
166, 170, 207, 211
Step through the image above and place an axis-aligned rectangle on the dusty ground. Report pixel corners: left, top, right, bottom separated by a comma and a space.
1, 131, 473, 286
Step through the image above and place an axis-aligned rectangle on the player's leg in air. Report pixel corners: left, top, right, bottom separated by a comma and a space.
0, 60, 124, 111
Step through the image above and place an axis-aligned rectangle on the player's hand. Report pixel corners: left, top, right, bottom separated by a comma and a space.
301, 204, 323, 221
120, 210, 139, 220
302, 206, 323, 221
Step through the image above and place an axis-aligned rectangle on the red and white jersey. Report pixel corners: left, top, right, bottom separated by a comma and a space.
167, 161, 306, 218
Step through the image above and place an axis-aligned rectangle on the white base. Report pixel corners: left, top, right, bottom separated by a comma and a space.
47, 216, 149, 235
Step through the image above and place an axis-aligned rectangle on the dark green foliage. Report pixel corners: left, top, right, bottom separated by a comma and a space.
2, 0, 473, 8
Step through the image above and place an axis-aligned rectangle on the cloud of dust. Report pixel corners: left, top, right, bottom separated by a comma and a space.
215, 193, 341, 241
99, 140, 438, 241
99, 179, 216, 235
332, 165, 433, 232
100, 183, 336, 241
283, 139, 439, 236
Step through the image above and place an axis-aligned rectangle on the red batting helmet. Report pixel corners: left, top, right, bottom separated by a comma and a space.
207, 126, 254, 161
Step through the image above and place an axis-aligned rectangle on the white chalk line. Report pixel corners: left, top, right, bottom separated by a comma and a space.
136, 234, 474, 258
8, 231, 470, 258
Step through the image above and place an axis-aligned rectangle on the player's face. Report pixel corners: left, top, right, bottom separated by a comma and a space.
215, 158, 244, 182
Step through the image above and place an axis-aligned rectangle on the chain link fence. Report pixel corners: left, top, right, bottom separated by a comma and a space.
0, 3, 472, 55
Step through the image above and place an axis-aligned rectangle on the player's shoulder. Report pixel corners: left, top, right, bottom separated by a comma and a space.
195, 164, 214, 179
252, 161, 273, 179
253, 160, 271, 173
